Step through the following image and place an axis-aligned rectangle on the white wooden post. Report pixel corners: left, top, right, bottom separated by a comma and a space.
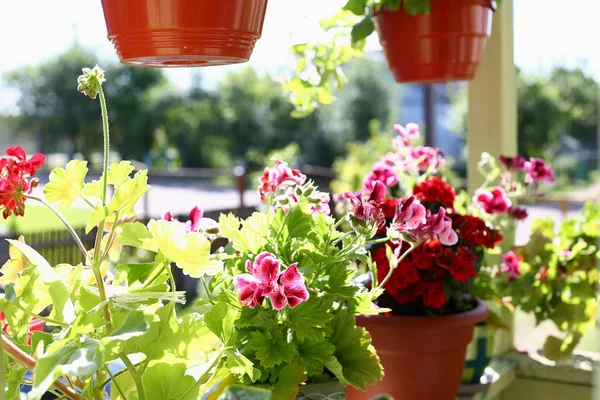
468, 0, 517, 355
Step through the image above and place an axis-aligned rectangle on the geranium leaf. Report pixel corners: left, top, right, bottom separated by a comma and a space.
107, 161, 135, 187
82, 179, 103, 199
225, 348, 257, 381
142, 362, 200, 400
0, 235, 29, 285
271, 364, 306, 400
217, 385, 272, 400
105, 311, 148, 341
31, 337, 104, 398
296, 339, 336, 376
107, 169, 150, 216
287, 298, 333, 343
172, 232, 223, 278
327, 311, 382, 390
247, 331, 298, 369
7, 239, 75, 323
43, 160, 88, 211
205, 302, 238, 345
117, 222, 152, 248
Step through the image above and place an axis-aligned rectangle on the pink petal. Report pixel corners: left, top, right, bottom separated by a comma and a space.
279, 263, 303, 287
162, 211, 173, 221
268, 288, 288, 311
189, 206, 203, 232
253, 252, 281, 287
369, 181, 387, 202
284, 285, 309, 308
233, 274, 264, 308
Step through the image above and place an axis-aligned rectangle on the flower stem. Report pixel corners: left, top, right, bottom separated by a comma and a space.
25, 196, 88, 260
375, 242, 419, 292
12, 302, 67, 327
2, 335, 81, 400
98, 86, 110, 206
92, 265, 113, 333
105, 366, 127, 400
120, 354, 145, 400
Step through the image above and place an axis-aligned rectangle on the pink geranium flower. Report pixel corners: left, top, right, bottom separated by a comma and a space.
162, 206, 219, 238
475, 187, 512, 215
363, 164, 398, 192
499, 155, 526, 171
392, 123, 420, 148
408, 146, 445, 173
258, 159, 307, 202
501, 251, 521, 282
233, 252, 309, 310
393, 196, 426, 232
523, 157, 555, 184
420, 207, 458, 246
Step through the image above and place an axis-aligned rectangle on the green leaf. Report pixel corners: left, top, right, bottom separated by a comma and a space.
273, 206, 312, 242
542, 335, 564, 361
287, 298, 333, 343
43, 160, 88, 211
142, 362, 200, 400
117, 222, 152, 248
327, 311, 382, 390
108, 170, 150, 215
106, 311, 148, 341
238, 212, 273, 254
296, 339, 336, 376
82, 179, 103, 199
343, 0, 367, 15
247, 331, 298, 369
350, 16, 375, 44
107, 161, 135, 187
271, 364, 307, 400
219, 213, 242, 240
225, 348, 257, 381
404, 0, 431, 15
217, 385, 272, 400
31, 337, 104, 397
205, 302, 239, 344
115, 262, 162, 286
7, 239, 75, 323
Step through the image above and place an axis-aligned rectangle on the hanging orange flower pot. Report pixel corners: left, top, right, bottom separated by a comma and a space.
375, 0, 497, 83
100, 0, 269, 67
347, 299, 489, 400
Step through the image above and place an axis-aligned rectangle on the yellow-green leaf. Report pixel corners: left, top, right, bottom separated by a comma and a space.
107, 161, 135, 188
43, 160, 88, 211
107, 170, 150, 215
82, 179, 103, 199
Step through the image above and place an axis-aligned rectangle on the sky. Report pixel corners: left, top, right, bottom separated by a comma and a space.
0, 0, 599, 112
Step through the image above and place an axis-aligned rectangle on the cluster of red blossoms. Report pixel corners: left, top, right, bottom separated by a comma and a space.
374, 177, 502, 310
0, 147, 45, 218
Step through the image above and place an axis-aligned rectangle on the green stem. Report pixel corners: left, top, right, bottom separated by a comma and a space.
98, 361, 143, 389
25, 196, 88, 260
98, 86, 110, 206
12, 302, 68, 327
104, 366, 127, 400
140, 262, 166, 290
120, 354, 145, 400
92, 265, 113, 333
200, 276, 213, 303
365, 237, 392, 247
375, 242, 419, 292
99, 212, 119, 264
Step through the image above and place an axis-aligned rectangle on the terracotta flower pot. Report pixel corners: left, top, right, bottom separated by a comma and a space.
374, 0, 496, 83
99, 0, 269, 67
347, 299, 489, 400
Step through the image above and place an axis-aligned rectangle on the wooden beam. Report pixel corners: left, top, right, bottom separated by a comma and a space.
467, 0, 517, 193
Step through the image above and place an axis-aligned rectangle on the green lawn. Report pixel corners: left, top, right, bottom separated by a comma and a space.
0, 204, 90, 233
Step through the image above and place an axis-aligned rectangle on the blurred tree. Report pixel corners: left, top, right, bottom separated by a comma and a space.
3, 45, 165, 161
446, 67, 599, 160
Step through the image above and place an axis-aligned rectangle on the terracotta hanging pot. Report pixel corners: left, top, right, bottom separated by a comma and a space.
347, 299, 489, 400
99, 0, 269, 67
374, 0, 497, 83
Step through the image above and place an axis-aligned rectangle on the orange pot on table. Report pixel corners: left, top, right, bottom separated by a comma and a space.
347, 299, 489, 400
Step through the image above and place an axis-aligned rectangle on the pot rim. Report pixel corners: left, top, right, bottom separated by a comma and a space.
373, 0, 496, 16
358, 298, 489, 329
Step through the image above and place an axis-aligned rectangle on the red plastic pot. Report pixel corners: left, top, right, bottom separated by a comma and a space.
347, 299, 489, 400
375, 0, 496, 83
99, 0, 269, 68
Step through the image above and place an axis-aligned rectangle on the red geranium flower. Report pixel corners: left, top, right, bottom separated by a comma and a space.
0, 312, 43, 346
422, 280, 447, 309
413, 176, 455, 208
0, 146, 45, 218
